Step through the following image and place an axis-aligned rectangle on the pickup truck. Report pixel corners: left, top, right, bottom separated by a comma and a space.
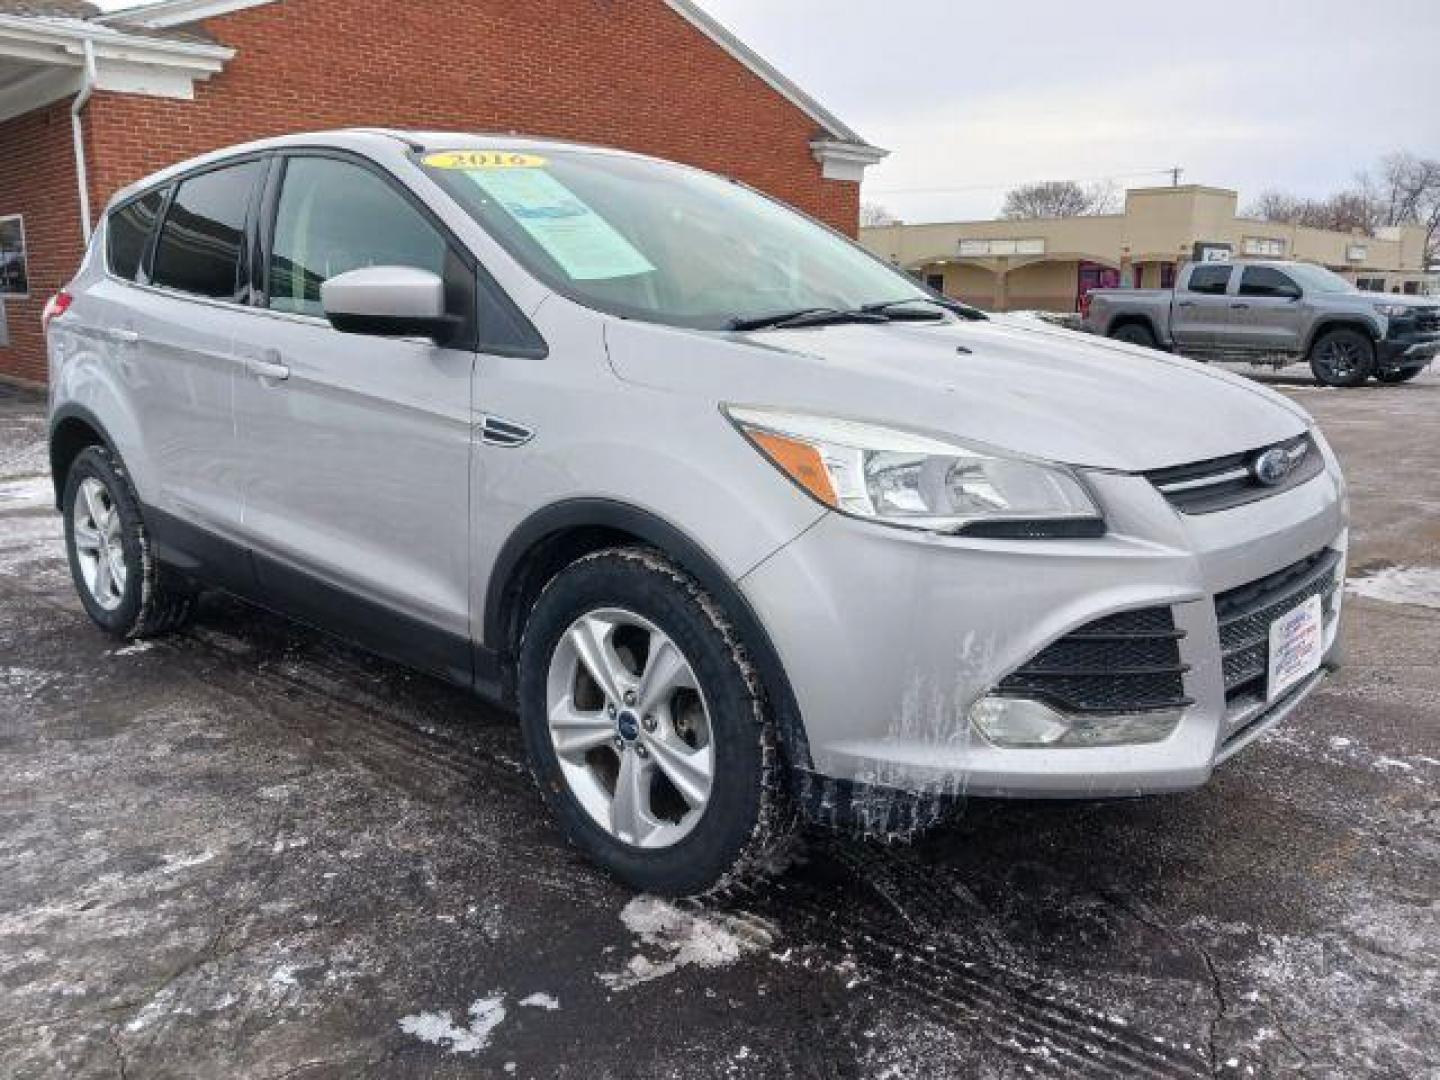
1084, 260, 1440, 386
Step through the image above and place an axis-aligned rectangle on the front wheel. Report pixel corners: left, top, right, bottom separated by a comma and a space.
1308, 329, 1375, 387
517, 548, 792, 896
1374, 365, 1426, 385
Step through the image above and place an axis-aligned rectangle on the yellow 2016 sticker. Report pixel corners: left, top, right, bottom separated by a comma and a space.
422, 151, 547, 170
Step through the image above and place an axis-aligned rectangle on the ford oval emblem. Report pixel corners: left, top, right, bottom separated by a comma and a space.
1253, 442, 1305, 486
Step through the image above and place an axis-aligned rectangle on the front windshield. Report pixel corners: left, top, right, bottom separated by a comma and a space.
1284, 263, 1359, 294
420, 148, 929, 330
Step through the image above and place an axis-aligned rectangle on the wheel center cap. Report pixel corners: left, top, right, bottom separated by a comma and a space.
616, 709, 641, 742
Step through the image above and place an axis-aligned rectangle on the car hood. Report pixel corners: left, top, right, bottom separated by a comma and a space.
605, 315, 1311, 472
1356, 292, 1436, 311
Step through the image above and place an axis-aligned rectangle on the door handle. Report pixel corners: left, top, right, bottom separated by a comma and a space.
1230, 302, 1250, 310
246, 355, 290, 381
1176, 301, 1195, 308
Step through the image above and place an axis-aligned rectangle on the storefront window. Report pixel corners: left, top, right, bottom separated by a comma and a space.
0, 215, 28, 297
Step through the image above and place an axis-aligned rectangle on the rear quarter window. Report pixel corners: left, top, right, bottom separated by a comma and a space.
106, 189, 167, 283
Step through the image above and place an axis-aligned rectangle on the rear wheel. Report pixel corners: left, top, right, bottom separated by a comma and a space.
517, 547, 792, 896
1110, 322, 1158, 349
1308, 328, 1375, 387
62, 445, 195, 639
1375, 365, 1426, 385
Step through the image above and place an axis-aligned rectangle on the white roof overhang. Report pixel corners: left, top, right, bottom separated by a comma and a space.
0, 13, 232, 123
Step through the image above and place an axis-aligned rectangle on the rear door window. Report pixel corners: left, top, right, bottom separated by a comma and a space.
151, 160, 265, 301
106, 189, 167, 283
1186, 265, 1232, 295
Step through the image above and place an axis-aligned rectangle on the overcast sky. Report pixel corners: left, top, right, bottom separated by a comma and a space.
97, 0, 1438, 224
693, 0, 1440, 222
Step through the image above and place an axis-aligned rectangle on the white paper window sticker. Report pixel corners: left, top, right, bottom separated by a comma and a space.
465, 167, 655, 282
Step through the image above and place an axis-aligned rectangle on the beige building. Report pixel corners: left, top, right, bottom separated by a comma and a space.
861, 184, 1437, 314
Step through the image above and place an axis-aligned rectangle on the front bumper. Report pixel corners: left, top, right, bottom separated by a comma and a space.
739, 451, 1346, 802
1379, 332, 1440, 366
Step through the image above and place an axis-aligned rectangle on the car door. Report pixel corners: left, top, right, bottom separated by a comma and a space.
1229, 265, 1304, 355
123, 158, 267, 555
231, 152, 479, 684
1170, 263, 1235, 352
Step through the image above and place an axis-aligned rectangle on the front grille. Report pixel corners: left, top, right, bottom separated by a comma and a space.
1414, 307, 1439, 332
996, 606, 1191, 715
1143, 434, 1323, 514
1215, 548, 1341, 704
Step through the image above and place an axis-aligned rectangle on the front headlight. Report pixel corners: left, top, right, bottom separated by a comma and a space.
1375, 304, 1410, 318
725, 406, 1102, 537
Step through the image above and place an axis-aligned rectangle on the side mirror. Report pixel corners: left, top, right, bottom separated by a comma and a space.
321, 266, 456, 341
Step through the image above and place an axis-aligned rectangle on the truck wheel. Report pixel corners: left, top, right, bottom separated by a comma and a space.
1308, 329, 1375, 387
62, 445, 196, 639
1374, 366, 1425, 385
1110, 323, 1158, 349
517, 547, 794, 897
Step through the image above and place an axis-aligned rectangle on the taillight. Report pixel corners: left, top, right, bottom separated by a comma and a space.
42, 291, 73, 334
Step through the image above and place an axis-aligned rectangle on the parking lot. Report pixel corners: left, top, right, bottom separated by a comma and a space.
2, 369, 1436, 1079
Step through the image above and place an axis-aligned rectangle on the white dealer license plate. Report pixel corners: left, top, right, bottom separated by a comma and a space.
1267, 595, 1324, 700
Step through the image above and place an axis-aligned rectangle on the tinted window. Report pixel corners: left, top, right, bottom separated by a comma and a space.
152, 161, 263, 300
107, 189, 166, 283
1239, 266, 1300, 298
269, 157, 447, 317
1186, 265, 1232, 295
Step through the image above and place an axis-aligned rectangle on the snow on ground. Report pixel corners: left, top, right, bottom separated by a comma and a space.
598, 896, 775, 991
399, 994, 508, 1055
1346, 566, 1440, 610
0, 475, 52, 509
517, 992, 559, 1010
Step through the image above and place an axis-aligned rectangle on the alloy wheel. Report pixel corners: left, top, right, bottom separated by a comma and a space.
72, 477, 127, 611
545, 608, 715, 849
1315, 338, 1363, 381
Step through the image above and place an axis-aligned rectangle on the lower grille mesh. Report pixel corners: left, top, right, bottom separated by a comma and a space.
1215, 549, 1341, 703
997, 607, 1191, 715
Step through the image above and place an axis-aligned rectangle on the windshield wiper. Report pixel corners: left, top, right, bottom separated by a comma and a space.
861, 297, 987, 321
729, 307, 890, 332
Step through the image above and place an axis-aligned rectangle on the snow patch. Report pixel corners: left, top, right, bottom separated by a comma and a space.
398, 994, 507, 1054
112, 641, 156, 657
598, 896, 773, 991
1345, 566, 1440, 610
517, 991, 559, 1010
0, 475, 53, 510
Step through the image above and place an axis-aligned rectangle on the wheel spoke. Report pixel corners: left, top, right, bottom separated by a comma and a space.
82, 483, 107, 533
567, 615, 626, 705
609, 750, 658, 846
636, 637, 694, 715
93, 545, 113, 599
644, 733, 712, 810
549, 695, 616, 759
73, 523, 102, 553
104, 544, 127, 595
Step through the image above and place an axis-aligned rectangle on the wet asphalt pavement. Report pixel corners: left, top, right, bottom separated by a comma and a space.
1, 368, 1437, 1079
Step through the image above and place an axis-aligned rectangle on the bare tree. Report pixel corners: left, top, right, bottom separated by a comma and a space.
1001, 180, 1116, 219
860, 202, 900, 228
1248, 151, 1440, 265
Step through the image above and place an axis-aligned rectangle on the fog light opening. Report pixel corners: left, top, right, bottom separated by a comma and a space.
969, 695, 1181, 748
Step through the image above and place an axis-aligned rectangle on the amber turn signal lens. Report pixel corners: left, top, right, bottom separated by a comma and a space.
747, 430, 838, 508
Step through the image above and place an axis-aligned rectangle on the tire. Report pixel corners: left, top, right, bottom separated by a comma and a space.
1308, 328, 1375, 387
1375, 365, 1426, 385
517, 547, 793, 896
1110, 322, 1158, 349
62, 445, 196, 639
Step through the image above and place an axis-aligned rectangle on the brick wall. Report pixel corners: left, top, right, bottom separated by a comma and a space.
0, 101, 88, 385
0, 0, 860, 384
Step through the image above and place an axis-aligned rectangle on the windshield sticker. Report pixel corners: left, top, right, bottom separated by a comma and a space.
464, 167, 656, 282
423, 151, 548, 170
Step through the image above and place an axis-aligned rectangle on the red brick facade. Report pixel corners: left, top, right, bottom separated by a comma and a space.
0, 0, 862, 384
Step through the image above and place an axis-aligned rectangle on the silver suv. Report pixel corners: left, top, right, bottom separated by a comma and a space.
45, 131, 1348, 894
